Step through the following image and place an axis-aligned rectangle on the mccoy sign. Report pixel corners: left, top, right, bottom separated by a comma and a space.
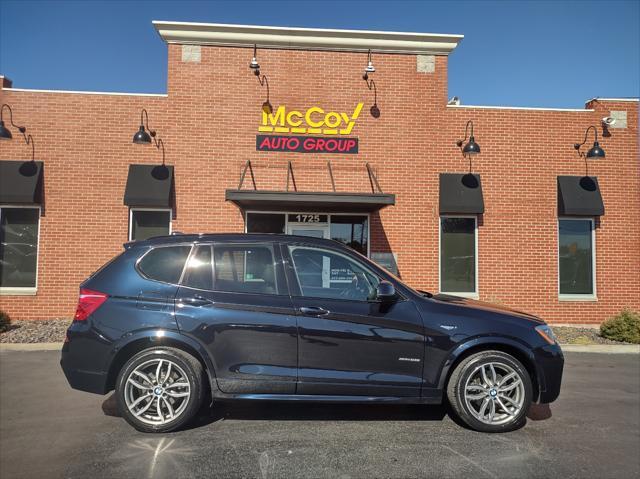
256, 103, 363, 154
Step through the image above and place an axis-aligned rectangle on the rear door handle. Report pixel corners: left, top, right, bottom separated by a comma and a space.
299, 306, 330, 316
176, 295, 214, 307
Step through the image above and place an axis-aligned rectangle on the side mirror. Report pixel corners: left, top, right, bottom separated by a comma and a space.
376, 281, 397, 301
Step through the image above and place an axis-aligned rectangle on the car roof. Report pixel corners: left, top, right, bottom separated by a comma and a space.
125, 233, 351, 250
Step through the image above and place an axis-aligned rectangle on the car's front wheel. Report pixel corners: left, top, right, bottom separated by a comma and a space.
447, 350, 533, 432
115, 347, 206, 433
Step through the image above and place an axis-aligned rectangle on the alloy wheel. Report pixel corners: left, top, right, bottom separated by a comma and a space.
123, 358, 191, 426
463, 362, 526, 425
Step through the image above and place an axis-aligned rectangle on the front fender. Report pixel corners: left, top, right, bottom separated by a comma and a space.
435, 335, 537, 391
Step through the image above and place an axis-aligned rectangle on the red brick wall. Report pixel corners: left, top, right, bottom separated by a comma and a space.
1, 44, 638, 323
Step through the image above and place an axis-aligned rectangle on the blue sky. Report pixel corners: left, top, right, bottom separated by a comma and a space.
0, 0, 638, 108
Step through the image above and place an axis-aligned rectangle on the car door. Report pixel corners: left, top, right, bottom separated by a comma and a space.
282, 242, 426, 397
174, 241, 298, 394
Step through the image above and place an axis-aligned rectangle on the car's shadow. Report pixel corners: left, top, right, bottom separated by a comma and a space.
103, 393, 449, 428
102, 393, 551, 432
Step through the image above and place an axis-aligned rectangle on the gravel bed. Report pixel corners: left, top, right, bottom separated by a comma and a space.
551, 326, 630, 345
0, 319, 71, 343
0, 320, 631, 345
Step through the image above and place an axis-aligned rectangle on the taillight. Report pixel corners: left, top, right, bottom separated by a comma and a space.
74, 288, 108, 321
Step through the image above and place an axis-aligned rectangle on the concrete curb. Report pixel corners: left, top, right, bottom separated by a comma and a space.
560, 344, 639, 354
1, 342, 637, 354
0, 343, 63, 351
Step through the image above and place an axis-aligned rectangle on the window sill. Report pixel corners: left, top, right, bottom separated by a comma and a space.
440, 292, 479, 300
558, 295, 598, 302
0, 287, 37, 296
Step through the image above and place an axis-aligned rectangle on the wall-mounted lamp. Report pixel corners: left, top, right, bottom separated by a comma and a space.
0, 103, 35, 160
249, 44, 261, 76
249, 45, 272, 114
456, 120, 481, 155
132, 108, 165, 165
574, 125, 605, 160
456, 120, 481, 172
574, 125, 604, 177
363, 50, 375, 80
361, 50, 379, 117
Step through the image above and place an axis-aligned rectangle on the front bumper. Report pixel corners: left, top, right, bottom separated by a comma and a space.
534, 343, 564, 403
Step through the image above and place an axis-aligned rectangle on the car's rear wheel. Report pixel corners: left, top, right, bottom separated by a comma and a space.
116, 347, 205, 433
447, 350, 532, 433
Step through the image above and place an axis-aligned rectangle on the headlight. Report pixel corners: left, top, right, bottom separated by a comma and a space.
535, 324, 557, 345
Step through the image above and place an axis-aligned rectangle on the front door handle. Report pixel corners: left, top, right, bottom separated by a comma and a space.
299, 306, 330, 316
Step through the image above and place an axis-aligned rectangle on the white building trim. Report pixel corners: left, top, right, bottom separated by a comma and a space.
2, 87, 167, 97
153, 20, 464, 55
585, 97, 639, 104
447, 104, 594, 113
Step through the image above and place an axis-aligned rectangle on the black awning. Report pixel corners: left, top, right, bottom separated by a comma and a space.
124, 164, 174, 207
225, 190, 395, 212
557, 176, 604, 216
439, 173, 484, 214
0, 160, 44, 204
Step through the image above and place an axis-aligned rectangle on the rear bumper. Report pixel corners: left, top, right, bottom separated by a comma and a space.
534, 343, 564, 403
60, 321, 112, 395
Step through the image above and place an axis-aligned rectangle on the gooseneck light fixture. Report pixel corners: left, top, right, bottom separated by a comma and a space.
363, 49, 375, 80
249, 45, 272, 114
574, 125, 605, 160
456, 120, 481, 172
574, 125, 605, 177
0, 103, 35, 161
132, 108, 165, 165
249, 44, 261, 75
361, 50, 380, 117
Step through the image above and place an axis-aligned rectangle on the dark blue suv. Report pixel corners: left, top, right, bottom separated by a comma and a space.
61, 233, 563, 433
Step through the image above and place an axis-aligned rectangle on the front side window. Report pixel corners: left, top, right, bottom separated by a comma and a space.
213, 244, 279, 295
138, 245, 191, 284
0, 207, 40, 291
440, 216, 477, 295
130, 209, 171, 241
559, 219, 594, 297
288, 246, 379, 301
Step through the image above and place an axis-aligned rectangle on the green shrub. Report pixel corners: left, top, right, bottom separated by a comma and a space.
600, 309, 640, 344
0, 310, 10, 332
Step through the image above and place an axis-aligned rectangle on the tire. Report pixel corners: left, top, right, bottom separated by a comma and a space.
115, 347, 206, 433
446, 350, 532, 433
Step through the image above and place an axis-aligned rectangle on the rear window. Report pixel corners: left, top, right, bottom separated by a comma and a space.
182, 245, 213, 290
138, 245, 191, 284
213, 244, 279, 295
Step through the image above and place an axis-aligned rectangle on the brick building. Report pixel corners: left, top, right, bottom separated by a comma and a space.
0, 21, 638, 323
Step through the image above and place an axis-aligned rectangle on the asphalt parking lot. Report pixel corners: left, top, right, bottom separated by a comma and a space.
0, 351, 638, 479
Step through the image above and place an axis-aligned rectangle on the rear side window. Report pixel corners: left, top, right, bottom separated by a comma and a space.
182, 245, 213, 290
138, 245, 191, 284
213, 244, 279, 295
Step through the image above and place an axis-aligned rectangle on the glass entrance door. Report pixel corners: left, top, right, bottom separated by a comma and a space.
286, 213, 330, 239
287, 223, 329, 239
246, 212, 369, 256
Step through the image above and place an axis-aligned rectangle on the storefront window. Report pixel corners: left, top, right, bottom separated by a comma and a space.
440, 216, 477, 295
330, 215, 368, 255
130, 209, 171, 241
246, 213, 285, 233
558, 219, 594, 296
0, 207, 40, 290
